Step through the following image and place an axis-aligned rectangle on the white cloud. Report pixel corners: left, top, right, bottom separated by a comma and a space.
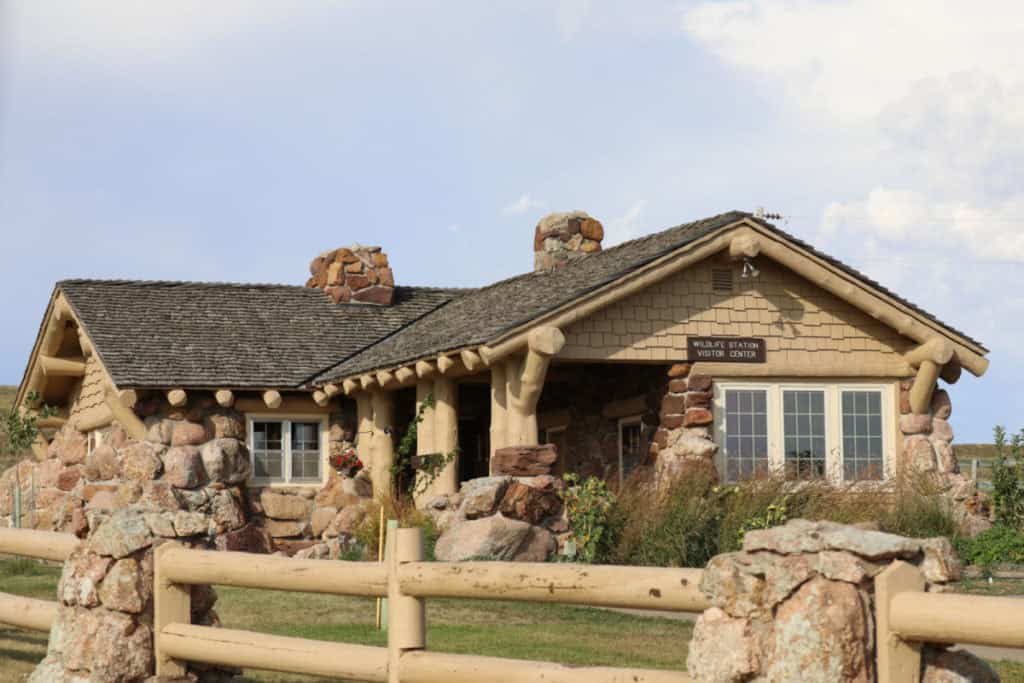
605, 199, 649, 246
503, 193, 546, 216
682, 0, 1024, 122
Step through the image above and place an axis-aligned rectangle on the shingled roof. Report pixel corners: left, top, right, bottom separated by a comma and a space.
313, 211, 986, 383
53, 211, 986, 391
60, 280, 462, 389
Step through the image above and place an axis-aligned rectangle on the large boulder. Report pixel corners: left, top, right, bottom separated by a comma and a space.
498, 481, 562, 525
260, 490, 314, 521
161, 446, 207, 489
434, 514, 552, 562
459, 477, 511, 519
199, 438, 251, 484
491, 445, 558, 476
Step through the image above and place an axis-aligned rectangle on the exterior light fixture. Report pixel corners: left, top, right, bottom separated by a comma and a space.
741, 258, 760, 279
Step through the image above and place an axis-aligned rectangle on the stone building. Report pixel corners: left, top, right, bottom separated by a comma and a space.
4, 211, 990, 548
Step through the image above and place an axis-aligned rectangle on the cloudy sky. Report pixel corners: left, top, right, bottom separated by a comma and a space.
1, 1, 1021, 442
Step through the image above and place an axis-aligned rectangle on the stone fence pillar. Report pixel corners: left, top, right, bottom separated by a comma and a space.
687, 519, 999, 682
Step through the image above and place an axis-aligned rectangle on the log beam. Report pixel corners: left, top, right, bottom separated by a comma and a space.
904, 338, 954, 368
167, 389, 188, 408
415, 360, 436, 379
376, 370, 396, 389
459, 349, 483, 373
215, 390, 235, 408
105, 386, 147, 440
940, 357, 962, 385
729, 231, 761, 260
312, 390, 330, 407
395, 366, 416, 385
909, 360, 941, 415
323, 383, 341, 398
361, 374, 378, 391
343, 378, 359, 395
263, 390, 283, 410
39, 355, 86, 378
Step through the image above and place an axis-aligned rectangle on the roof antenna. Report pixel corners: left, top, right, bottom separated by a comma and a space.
754, 207, 783, 221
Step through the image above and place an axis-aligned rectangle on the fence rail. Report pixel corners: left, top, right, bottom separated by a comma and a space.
968, 456, 1018, 491
155, 528, 704, 682
0, 527, 79, 633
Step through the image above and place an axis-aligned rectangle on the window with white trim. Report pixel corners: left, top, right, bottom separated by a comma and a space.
247, 416, 327, 484
618, 416, 645, 486
714, 382, 893, 484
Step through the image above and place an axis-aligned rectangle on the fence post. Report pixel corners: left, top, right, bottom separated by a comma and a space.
875, 560, 924, 683
971, 458, 978, 482
154, 543, 192, 678
387, 526, 425, 683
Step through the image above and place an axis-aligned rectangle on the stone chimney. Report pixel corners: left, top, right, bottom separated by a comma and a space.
306, 245, 395, 305
533, 211, 604, 271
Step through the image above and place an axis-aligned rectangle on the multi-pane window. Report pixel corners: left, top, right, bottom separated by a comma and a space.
841, 391, 885, 480
249, 418, 324, 484
618, 418, 645, 485
715, 383, 891, 484
723, 389, 769, 481
783, 390, 826, 480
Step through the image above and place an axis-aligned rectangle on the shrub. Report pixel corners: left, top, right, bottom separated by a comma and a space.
955, 526, 1024, 573
0, 557, 44, 577
560, 473, 616, 564
991, 426, 1024, 529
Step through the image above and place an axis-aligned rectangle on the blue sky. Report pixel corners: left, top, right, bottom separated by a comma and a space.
1, 1, 1021, 442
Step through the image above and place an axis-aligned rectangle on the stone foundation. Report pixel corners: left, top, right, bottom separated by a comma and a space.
687, 519, 996, 682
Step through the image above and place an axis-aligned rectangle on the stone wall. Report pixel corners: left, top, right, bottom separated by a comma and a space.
651, 362, 718, 485
306, 245, 395, 305
688, 519, 997, 682
533, 211, 604, 271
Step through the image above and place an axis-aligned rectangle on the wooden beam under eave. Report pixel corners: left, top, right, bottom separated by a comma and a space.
215, 390, 235, 408
904, 338, 954, 369
263, 390, 283, 409
460, 349, 483, 373
104, 386, 147, 440
940, 357, 962, 384
167, 389, 188, 407
36, 416, 67, 430
395, 366, 416, 385
415, 360, 436, 379
342, 378, 359, 395
323, 383, 341, 398
376, 369, 396, 389
437, 355, 455, 375
729, 231, 761, 261
360, 374, 378, 391
312, 390, 329, 407
39, 355, 86, 378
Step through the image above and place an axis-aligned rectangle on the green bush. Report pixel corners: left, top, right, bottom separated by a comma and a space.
991, 426, 1024, 529
560, 474, 616, 564
955, 526, 1024, 573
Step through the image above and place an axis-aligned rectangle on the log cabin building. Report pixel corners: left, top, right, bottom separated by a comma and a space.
9, 211, 989, 539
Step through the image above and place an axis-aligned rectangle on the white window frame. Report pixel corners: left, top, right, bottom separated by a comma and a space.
617, 415, 645, 487
712, 381, 895, 485
246, 414, 329, 486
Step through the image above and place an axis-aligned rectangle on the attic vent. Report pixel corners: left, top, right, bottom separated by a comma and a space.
712, 268, 734, 293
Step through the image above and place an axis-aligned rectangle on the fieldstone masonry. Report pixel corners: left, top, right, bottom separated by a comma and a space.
533, 211, 604, 271
652, 363, 719, 485
688, 519, 997, 682
306, 245, 395, 305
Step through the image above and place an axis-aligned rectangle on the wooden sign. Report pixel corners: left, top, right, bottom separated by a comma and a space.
687, 336, 766, 363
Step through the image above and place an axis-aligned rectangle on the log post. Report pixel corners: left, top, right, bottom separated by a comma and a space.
875, 560, 924, 683
371, 390, 395, 501
104, 386, 147, 440
909, 360, 941, 415
504, 326, 564, 447
356, 394, 373, 468
388, 527, 426, 683
432, 376, 459, 496
413, 381, 437, 505
489, 362, 508, 467
154, 543, 192, 678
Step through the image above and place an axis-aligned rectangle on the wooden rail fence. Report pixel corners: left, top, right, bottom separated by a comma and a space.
155, 527, 708, 682
0, 527, 79, 633
4, 527, 1024, 682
